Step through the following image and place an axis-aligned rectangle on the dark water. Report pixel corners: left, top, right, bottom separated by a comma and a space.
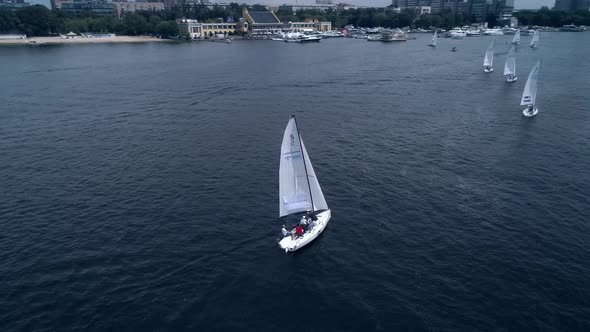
1, 33, 589, 331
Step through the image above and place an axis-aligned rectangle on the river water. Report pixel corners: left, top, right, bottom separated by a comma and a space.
1, 33, 589, 331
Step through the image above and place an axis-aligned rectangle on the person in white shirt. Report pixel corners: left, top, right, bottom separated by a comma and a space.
281, 225, 290, 237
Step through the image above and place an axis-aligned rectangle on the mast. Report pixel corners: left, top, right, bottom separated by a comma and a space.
292, 115, 315, 213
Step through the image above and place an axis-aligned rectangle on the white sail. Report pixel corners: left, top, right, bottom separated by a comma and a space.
429, 30, 437, 46
301, 140, 328, 213
530, 30, 539, 47
512, 29, 520, 44
279, 116, 328, 217
520, 60, 541, 106
504, 45, 516, 76
484, 40, 494, 67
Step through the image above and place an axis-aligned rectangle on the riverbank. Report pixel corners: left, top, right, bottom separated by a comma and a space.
0, 36, 172, 46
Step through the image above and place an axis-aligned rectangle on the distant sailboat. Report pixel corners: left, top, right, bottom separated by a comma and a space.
428, 29, 437, 47
512, 28, 521, 45
521, 60, 542, 117
484, 39, 495, 73
278, 115, 331, 252
504, 45, 517, 82
530, 30, 539, 48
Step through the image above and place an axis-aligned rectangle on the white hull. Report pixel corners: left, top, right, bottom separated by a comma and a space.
279, 210, 331, 252
506, 76, 518, 82
484, 67, 494, 73
522, 107, 539, 117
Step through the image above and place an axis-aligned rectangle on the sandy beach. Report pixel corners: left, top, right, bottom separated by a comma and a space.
0, 35, 172, 45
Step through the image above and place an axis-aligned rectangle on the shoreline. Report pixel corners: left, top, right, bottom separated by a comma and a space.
0, 36, 173, 46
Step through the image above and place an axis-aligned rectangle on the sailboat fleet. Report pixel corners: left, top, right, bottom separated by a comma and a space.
274, 29, 547, 253
474, 31, 543, 117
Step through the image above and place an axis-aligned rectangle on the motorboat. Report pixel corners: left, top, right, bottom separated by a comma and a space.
447, 28, 467, 39
484, 28, 504, 35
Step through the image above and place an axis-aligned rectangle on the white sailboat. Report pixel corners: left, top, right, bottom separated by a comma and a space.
521, 60, 541, 117
428, 29, 437, 47
484, 39, 495, 73
530, 30, 539, 48
504, 45, 517, 82
278, 115, 331, 252
512, 28, 521, 45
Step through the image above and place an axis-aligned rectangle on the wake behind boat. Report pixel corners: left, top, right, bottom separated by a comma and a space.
278, 115, 331, 252
521, 60, 542, 117
484, 40, 495, 73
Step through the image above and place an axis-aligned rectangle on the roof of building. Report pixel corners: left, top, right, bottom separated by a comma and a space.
248, 11, 280, 24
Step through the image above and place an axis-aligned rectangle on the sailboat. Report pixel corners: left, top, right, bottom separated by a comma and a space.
530, 30, 539, 48
512, 28, 521, 45
521, 60, 541, 117
278, 115, 331, 252
483, 39, 495, 73
504, 45, 517, 82
428, 29, 437, 47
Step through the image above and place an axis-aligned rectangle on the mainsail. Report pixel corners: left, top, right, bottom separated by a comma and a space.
484, 40, 495, 67
530, 31, 539, 48
279, 116, 328, 217
504, 45, 516, 76
521, 60, 541, 106
430, 30, 437, 46
512, 29, 520, 44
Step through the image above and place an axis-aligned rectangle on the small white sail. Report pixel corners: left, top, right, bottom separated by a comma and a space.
484, 39, 495, 67
504, 45, 516, 76
530, 30, 539, 48
429, 30, 437, 47
279, 116, 328, 217
512, 29, 520, 44
521, 60, 541, 106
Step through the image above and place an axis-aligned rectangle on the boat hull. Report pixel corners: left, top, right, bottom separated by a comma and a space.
506, 76, 518, 82
484, 68, 494, 73
522, 107, 539, 117
278, 210, 331, 252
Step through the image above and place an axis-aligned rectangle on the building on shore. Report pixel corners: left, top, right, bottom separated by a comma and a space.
53, 0, 114, 16
0, 0, 30, 9
112, 2, 165, 18
177, 19, 247, 39
393, 0, 514, 24
289, 20, 332, 32
242, 8, 283, 34
554, 0, 590, 11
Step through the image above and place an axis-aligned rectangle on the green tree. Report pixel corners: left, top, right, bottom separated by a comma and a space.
155, 21, 178, 38
16, 5, 52, 36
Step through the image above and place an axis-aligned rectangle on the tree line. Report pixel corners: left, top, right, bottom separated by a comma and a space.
513, 7, 590, 27
2, 4, 589, 38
